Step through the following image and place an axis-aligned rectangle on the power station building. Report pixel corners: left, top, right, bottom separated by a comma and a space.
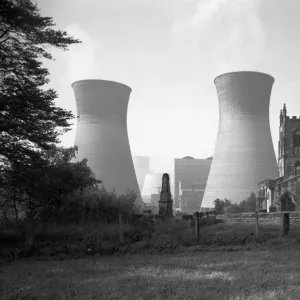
174, 156, 212, 212
258, 104, 300, 212
201, 71, 279, 208
72, 80, 143, 206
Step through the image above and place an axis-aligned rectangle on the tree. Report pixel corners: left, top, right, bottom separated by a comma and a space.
0, 0, 81, 168
214, 198, 224, 215
238, 192, 257, 212
0, 145, 101, 249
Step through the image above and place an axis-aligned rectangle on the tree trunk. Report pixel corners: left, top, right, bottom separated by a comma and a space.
25, 218, 35, 253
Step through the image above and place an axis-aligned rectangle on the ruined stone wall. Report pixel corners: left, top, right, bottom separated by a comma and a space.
217, 212, 300, 224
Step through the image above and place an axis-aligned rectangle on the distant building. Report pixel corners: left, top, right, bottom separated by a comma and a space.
174, 156, 212, 211
151, 194, 160, 206
258, 104, 300, 212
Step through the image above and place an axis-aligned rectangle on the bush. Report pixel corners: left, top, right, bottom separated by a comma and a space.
54, 187, 140, 225
149, 221, 194, 247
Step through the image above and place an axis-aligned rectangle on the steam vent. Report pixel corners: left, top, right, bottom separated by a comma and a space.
72, 80, 142, 204
201, 71, 279, 208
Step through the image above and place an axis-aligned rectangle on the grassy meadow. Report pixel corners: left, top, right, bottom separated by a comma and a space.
1, 246, 300, 300
1, 217, 300, 299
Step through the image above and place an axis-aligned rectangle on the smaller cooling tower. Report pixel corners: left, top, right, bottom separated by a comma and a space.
142, 173, 163, 197
133, 156, 150, 192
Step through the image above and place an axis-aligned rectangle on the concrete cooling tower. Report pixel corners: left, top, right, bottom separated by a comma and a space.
133, 156, 150, 192
72, 80, 143, 205
142, 172, 163, 197
201, 71, 278, 208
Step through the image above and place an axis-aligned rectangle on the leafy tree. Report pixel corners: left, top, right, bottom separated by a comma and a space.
213, 198, 224, 214
238, 192, 257, 212
0, 145, 101, 249
214, 193, 258, 214
0, 0, 81, 168
57, 187, 139, 225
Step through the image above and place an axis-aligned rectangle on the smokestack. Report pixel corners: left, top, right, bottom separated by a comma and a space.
72, 79, 142, 205
201, 71, 278, 208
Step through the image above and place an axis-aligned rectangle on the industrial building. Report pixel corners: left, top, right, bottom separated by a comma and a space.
174, 156, 212, 212
201, 71, 279, 208
72, 80, 143, 206
258, 104, 300, 212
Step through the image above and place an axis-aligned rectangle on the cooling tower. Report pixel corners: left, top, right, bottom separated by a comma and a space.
201, 71, 278, 208
142, 172, 163, 197
72, 80, 143, 205
133, 156, 150, 192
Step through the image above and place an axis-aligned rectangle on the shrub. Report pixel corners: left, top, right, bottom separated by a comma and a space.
54, 187, 139, 225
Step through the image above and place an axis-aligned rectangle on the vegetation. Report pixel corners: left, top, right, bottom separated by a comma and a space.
0, 0, 81, 168
0, 145, 101, 246
2, 219, 300, 299
214, 192, 257, 214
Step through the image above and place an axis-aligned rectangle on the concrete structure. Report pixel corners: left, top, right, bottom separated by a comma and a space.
159, 173, 173, 217
258, 104, 300, 212
179, 182, 207, 214
174, 156, 212, 210
150, 194, 160, 206
201, 71, 278, 208
133, 156, 150, 193
72, 80, 142, 205
142, 172, 163, 201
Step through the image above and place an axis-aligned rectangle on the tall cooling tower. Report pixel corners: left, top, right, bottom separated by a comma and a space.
133, 156, 150, 192
72, 80, 142, 204
201, 71, 278, 208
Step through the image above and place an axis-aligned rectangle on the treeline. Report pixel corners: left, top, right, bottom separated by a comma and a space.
213, 192, 257, 214
0, 144, 140, 246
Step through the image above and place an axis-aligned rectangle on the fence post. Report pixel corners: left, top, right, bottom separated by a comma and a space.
283, 213, 290, 235
119, 214, 124, 244
194, 212, 200, 241
255, 210, 259, 237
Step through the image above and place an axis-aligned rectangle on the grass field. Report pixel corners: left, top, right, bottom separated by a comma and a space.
1, 247, 300, 300
1, 218, 300, 299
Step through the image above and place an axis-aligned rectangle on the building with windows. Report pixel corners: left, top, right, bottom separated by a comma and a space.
174, 156, 212, 211
258, 104, 300, 212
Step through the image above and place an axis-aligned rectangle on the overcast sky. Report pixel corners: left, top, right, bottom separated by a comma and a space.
37, 0, 300, 175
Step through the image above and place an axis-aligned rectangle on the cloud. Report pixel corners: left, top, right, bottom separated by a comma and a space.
172, 0, 265, 75
64, 24, 102, 83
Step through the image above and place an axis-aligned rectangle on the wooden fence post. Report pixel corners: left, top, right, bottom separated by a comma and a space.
119, 214, 124, 244
283, 213, 290, 235
255, 210, 259, 237
194, 212, 200, 241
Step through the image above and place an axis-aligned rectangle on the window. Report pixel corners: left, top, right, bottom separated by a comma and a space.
294, 130, 300, 154
294, 131, 300, 146
295, 161, 300, 175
